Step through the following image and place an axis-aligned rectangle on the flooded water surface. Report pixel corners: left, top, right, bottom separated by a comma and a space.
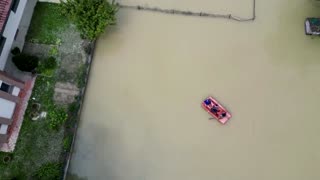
68, 0, 320, 179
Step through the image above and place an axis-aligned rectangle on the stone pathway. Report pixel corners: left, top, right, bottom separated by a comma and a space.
54, 82, 80, 105
23, 42, 52, 58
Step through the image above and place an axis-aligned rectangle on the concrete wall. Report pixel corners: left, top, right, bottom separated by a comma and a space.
0, 133, 8, 143
4, 0, 37, 82
0, 0, 28, 70
12, 0, 37, 50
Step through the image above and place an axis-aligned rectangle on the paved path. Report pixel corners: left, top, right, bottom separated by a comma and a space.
54, 82, 80, 105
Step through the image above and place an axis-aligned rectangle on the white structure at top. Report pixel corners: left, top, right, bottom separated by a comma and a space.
0, 0, 28, 70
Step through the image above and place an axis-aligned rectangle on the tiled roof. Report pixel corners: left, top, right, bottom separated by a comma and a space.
0, 0, 12, 33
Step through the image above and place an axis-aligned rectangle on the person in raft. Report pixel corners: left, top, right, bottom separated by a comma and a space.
205, 99, 218, 107
205, 99, 221, 115
219, 112, 227, 119
204, 99, 211, 106
211, 106, 219, 113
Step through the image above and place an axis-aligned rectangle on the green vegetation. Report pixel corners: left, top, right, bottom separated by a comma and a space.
0, 63, 77, 178
66, 101, 80, 129
0, 2, 92, 179
26, 3, 70, 44
37, 57, 58, 77
49, 46, 59, 56
60, 0, 118, 40
0, 77, 64, 179
0, 76, 64, 179
48, 106, 68, 130
77, 64, 87, 88
12, 53, 39, 72
63, 135, 73, 152
34, 162, 62, 180
0, 152, 13, 164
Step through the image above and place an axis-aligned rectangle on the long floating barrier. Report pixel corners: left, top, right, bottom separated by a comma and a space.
117, 0, 256, 22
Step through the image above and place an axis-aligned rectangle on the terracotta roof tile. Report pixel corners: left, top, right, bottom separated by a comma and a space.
0, 0, 12, 33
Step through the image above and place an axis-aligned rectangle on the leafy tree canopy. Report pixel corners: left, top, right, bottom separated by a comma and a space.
60, 0, 118, 40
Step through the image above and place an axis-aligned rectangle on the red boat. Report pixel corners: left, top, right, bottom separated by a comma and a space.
202, 96, 232, 124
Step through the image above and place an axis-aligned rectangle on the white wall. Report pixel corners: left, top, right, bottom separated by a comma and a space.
0, 98, 16, 119
12, 86, 20, 96
0, 0, 28, 70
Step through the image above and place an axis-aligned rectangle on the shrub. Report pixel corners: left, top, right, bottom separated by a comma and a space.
11, 47, 21, 55
68, 102, 80, 115
12, 53, 39, 72
55, 38, 62, 46
60, 0, 118, 40
38, 57, 57, 76
63, 135, 73, 151
45, 57, 57, 69
48, 107, 68, 130
33, 162, 61, 180
49, 46, 59, 56
10, 175, 25, 180
9, 172, 26, 180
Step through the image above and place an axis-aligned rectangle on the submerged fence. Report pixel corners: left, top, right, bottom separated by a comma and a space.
117, 0, 256, 22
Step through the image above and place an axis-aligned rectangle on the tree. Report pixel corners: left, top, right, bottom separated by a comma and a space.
60, 0, 118, 40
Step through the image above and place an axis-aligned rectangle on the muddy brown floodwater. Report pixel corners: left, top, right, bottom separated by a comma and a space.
68, 0, 320, 179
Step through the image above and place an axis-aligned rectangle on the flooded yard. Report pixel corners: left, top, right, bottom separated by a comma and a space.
68, 0, 320, 179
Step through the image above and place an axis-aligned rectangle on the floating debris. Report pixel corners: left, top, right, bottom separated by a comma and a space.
117, 0, 256, 22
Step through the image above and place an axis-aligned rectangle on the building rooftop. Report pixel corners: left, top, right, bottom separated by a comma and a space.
0, 0, 12, 33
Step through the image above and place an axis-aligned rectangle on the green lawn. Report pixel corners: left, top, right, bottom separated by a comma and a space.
0, 64, 81, 179
0, 76, 65, 179
0, 2, 82, 179
0, 74, 81, 179
26, 2, 70, 44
